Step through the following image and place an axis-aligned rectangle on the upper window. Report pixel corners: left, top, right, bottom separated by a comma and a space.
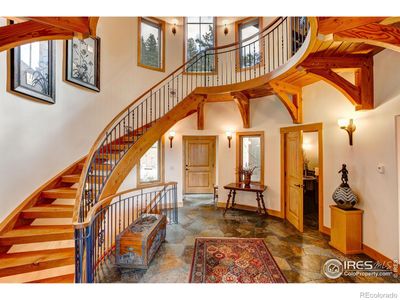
184, 17, 216, 73
237, 131, 264, 184
138, 17, 165, 72
235, 17, 263, 69
138, 140, 164, 185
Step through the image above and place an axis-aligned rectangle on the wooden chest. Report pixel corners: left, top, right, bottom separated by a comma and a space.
116, 214, 166, 269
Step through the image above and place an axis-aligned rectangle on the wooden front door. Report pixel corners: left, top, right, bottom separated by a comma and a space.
183, 136, 216, 194
285, 131, 304, 232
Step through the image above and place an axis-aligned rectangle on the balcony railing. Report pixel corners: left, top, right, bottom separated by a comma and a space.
74, 182, 178, 283
73, 17, 311, 227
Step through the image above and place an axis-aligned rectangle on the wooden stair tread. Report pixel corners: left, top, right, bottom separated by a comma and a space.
91, 163, 113, 171
108, 144, 127, 151
61, 174, 81, 183
41, 188, 77, 199
0, 225, 73, 246
0, 248, 74, 277
28, 273, 75, 283
21, 205, 74, 219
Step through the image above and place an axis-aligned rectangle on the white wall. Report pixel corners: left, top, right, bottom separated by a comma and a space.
303, 49, 400, 261
0, 16, 265, 221
0, 17, 183, 222
163, 49, 400, 261
1, 17, 399, 262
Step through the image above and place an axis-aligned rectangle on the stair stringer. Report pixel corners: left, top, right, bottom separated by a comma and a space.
97, 93, 205, 203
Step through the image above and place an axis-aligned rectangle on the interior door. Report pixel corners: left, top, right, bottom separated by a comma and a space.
285, 130, 304, 232
184, 136, 216, 194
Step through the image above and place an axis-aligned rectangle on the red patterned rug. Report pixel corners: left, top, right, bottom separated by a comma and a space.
189, 237, 287, 283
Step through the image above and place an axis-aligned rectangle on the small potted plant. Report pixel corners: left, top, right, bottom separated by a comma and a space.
239, 165, 258, 188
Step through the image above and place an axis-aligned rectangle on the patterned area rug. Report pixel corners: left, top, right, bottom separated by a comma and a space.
189, 237, 287, 283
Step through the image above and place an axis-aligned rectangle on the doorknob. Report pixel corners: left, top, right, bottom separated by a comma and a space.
294, 184, 304, 188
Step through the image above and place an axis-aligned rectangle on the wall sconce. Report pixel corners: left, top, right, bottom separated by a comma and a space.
168, 131, 176, 148
223, 20, 229, 35
338, 118, 356, 146
171, 19, 177, 35
226, 131, 233, 148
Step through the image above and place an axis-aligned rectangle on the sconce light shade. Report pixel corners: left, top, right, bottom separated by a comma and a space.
302, 142, 312, 150
226, 131, 233, 148
168, 131, 176, 148
171, 19, 178, 35
338, 118, 350, 128
338, 118, 356, 146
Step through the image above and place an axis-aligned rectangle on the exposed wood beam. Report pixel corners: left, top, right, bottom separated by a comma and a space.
318, 17, 386, 35
88, 17, 100, 36
197, 101, 205, 130
270, 81, 302, 123
334, 23, 400, 52
231, 92, 250, 128
302, 55, 374, 110
307, 69, 363, 109
24, 17, 92, 39
380, 17, 400, 25
0, 20, 74, 52
355, 57, 374, 110
205, 93, 234, 102
300, 55, 371, 70
269, 81, 302, 95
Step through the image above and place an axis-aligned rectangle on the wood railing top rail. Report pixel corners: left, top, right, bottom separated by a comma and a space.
74, 181, 177, 228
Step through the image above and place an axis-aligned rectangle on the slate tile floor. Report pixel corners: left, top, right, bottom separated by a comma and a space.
99, 195, 399, 283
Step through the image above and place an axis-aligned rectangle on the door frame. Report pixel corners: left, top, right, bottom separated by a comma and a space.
280, 123, 325, 233
182, 135, 217, 194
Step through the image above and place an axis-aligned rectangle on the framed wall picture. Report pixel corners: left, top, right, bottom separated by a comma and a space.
65, 37, 100, 92
8, 40, 56, 104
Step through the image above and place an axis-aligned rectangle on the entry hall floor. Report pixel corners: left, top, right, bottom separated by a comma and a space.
99, 195, 399, 283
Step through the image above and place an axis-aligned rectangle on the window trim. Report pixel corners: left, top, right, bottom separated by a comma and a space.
137, 17, 166, 72
183, 16, 218, 75
236, 131, 265, 185
234, 17, 264, 72
137, 137, 165, 187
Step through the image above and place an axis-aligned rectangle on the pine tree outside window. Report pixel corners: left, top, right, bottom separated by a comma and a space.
184, 17, 216, 73
236, 17, 263, 69
138, 17, 165, 72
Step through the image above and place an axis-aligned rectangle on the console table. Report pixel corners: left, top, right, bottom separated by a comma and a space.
223, 183, 267, 216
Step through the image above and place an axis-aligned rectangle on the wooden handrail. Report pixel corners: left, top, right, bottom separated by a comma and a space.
73, 181, 177, 228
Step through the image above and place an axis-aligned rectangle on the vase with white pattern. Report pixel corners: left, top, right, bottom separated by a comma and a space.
332, 183, 358, 210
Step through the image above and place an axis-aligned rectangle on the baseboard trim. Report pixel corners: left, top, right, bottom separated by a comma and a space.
215, 201, 397, 274
362, 244, 399, 274
320, 226, 331, 236
319, 226, 398, 274
216, 202, 283, 218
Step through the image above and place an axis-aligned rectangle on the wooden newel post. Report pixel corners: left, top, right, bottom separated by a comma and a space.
329, 205, 363, 254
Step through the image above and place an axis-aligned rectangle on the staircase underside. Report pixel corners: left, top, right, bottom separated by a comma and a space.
1, 17, 400, 283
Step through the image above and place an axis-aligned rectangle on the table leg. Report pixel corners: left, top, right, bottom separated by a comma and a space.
231, 190, 237, 208
260, 192, 268, 216
256, 192, 262, 214
223, 189, 233, 216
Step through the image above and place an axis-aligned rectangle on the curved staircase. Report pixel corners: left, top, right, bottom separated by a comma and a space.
1, 16, 399, 283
